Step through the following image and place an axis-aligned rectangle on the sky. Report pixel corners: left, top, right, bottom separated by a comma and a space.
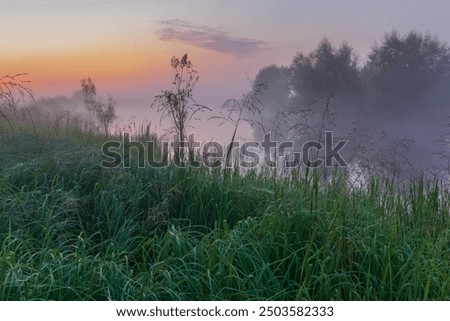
2, 0, 450, 136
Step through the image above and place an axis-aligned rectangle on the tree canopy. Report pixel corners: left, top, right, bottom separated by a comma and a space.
290, 39, 361, 105
363, 31, 450, 118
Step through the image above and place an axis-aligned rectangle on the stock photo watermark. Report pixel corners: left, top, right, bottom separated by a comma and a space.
100, 131, 348, 169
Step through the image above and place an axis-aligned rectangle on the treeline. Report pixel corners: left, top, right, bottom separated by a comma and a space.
253, 30, 450, 174
255, 30, 450, 119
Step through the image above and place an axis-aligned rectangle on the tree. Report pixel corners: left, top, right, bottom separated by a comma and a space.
290, 39, 361, 106
253, 65, 291, 109
81, 77, 97, 121
252, 65, 292, 140
152, 54, 210, 161
361, 31, 450, 171
94, 94, 117, 137
363, 30, 450, 118
80, 78, 117, 136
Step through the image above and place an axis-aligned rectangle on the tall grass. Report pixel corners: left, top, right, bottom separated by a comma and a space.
0, 114, 449, 300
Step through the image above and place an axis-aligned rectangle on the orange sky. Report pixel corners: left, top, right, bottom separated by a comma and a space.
2, 39, 262, 103
3, 0, 450, 102
3, 40, 175, 95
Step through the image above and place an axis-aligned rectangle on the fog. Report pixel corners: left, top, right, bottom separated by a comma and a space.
23, 30, 450, 181
251, 32, 450, 180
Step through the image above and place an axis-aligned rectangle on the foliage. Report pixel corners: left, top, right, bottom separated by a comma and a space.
251, 65, 292, 140
253, 65, 291, 108
81, 77, 97, 119
363, 30, 450, 116
94, 94, 118, 136
257, 30, 450, 116
290, 39, 361, 104
81, 78, 117, 136
0, 126, 448, 300
254, 31, 450, 174
1, 33, 449, 302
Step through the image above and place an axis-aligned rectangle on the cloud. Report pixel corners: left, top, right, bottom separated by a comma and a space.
154, 19, 269, 57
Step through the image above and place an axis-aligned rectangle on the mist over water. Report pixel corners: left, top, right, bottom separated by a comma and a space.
23, 30, 450, 182
250, 32, 450, 181
30, 89, 251, 145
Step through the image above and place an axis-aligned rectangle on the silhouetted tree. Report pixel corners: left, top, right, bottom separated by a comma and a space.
248, 31, 450, 175
95, 94, 117, 136
253, 65, 291, 109
363, 31, 450, 119
81, 77, 97, 121
252, 65, 292, 139
290, 39, 361, 106
81, 78, 117, 136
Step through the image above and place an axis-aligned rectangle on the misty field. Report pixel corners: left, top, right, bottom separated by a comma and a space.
0, 125, 449, 300
1, 31, 450, 301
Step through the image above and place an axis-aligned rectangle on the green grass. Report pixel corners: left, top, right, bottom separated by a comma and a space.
0, 126, 449, 300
